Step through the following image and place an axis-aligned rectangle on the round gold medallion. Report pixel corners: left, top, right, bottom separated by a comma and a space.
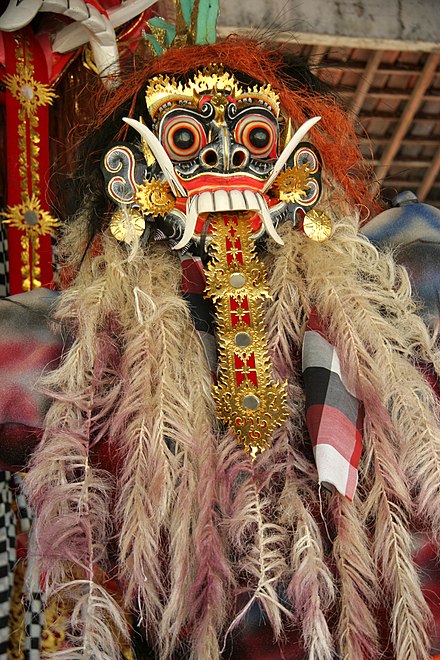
109, 208, 145, 242
302, 209, 332, 242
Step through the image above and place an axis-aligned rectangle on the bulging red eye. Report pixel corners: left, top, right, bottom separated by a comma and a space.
234, 114, 277, 158
162, 116, 207, 161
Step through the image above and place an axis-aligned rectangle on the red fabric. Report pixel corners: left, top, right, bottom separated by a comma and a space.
3, 30, 54, 293
306, 404, 362, 464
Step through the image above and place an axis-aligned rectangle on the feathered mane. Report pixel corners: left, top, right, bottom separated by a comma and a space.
25, 37, 440, 660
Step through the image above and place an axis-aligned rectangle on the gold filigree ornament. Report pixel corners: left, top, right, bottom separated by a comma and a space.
205, 212, 288, 458
303, 208, 333, 242
109, 207, 145, 243
1, 195, 60, 290
275, 164, 313, 204
3, 40, 58, 291
146, 67, 280, 121
134, 178, 175, 217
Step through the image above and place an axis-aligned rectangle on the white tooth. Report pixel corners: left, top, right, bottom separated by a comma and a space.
229, 190, 246, 210
262, 116, 321, 193
257, 194, 284, 245
198, 191, 215, 213
243, 190, 260, 211
213, 190, 231, 211
122, 117, 187, 197
173, 195, 199, 250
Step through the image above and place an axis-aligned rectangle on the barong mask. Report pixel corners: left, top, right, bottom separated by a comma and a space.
101, 66, 324, 250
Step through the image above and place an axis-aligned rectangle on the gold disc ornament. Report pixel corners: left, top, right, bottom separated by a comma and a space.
303, 209, 332, 242
109, 208, 145, 242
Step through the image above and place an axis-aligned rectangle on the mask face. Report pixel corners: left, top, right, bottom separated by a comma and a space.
102, 66, 322, 248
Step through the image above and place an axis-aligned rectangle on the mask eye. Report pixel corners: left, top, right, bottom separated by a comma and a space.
294, 146, 319, 174
234, 114, 277, 159
162, 116, 207, 161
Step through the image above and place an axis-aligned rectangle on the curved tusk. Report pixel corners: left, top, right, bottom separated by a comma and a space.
262, 116, 321, 193
123, 118, 187, 198
173, 197, 199, 250
257, 194, 284, 245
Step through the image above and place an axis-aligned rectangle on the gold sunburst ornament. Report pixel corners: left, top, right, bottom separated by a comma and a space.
1, 195, 60, 290
1, 195, 59, 235
134, 179, 175, 217
4, 67, 57, 114
275, 164, 313, 204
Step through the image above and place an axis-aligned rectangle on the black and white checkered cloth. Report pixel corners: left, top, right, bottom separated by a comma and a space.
0, 471, 16, 659
13, 473, 43, 659
24, 587, 44, 660
0, 223, 8, 298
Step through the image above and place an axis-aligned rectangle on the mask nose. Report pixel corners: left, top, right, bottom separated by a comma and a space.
199, 126, 250, 172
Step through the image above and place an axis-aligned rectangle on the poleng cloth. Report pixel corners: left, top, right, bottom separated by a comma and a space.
302, 309, 364, 501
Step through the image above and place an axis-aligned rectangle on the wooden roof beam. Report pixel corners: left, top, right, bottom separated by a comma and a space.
418, 143, 440, 201
375, 53, 440, 184
217, 26, 440, 54
350, 50, 382, 117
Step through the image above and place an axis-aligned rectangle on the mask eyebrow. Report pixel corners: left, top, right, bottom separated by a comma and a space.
229, 104, 279, 125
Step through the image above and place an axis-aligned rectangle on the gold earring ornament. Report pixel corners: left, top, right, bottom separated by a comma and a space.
109, 207, 146, 243
302, 208, 332, 242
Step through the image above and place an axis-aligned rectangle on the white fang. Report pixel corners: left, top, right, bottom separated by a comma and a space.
174, 197, 199, 250
256, 194, 284, 244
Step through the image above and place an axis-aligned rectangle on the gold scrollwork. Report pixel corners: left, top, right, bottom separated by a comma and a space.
145, 66, 280, 121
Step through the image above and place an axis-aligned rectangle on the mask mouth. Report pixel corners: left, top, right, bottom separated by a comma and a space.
175, 188, 282, 249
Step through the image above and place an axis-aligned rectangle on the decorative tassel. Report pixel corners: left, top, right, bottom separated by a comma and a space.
224, 456, 291, 639
25, 323, 128, 657
388, 360, 440, 542
185, 432, 235, 660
